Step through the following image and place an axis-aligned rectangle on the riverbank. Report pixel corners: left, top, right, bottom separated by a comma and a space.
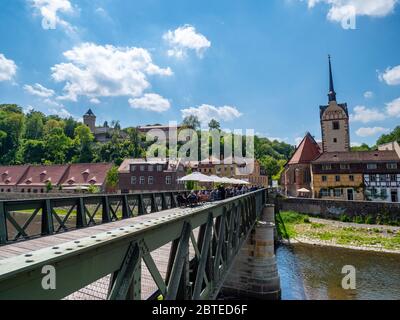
277, 211, 400, 254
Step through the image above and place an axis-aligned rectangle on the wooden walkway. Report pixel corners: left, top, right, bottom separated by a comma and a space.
0, 205, 208, 300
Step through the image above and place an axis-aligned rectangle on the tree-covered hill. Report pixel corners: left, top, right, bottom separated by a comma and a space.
0, 104, 295, 180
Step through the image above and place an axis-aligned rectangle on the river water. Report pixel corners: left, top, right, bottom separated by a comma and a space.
277, 243, 400, 300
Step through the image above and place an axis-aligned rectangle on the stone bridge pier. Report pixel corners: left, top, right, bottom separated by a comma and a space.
221, 204, 281, 300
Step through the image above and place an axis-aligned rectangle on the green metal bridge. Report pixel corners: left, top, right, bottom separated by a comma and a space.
0, 189, 268, 300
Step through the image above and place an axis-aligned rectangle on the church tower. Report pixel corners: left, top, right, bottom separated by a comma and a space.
320, 56, 350, 153
83, 109, 96, 133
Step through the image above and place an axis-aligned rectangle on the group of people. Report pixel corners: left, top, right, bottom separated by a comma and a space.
176, 185, 262, 207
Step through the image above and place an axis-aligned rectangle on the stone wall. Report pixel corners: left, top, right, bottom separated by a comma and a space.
277, 197, 400, 223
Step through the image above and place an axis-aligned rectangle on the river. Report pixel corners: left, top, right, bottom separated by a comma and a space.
277, 243, 400, 300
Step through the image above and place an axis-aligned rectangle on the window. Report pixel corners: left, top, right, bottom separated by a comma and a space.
334, 189, 342, 197
322, 164, 332, 171
333, 138, 337, 143
131, 176, 137, 185
340, 164, 350, 170
166, 176, 172, 185
130, 165, 136, 172
379, 174, 387, 182
157, 165, 163, 172
322, 176, 327, 182
381, 189, 388, 198
320, 189, 329, 197
139, 176, 145, 185
333, 121, 340, 130
21, 189, 25, 193
391, 174, 397, 182
335, 175, 341, 182
349, 175, 355, 182
367, 163, 377, 170
387, 163, 398, 170
140, 165, 145, 172
370, 175, 377, 182
148, 176, 154, 185
148, 165, 154, 172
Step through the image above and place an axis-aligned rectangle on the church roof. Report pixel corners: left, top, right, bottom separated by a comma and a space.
288, 133, 322, 165
85, 109, 95, 116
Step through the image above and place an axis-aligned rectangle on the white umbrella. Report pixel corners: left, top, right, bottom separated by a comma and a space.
297, 188, 310, 193
231, 178, 250, 185
179, 172, 215, 182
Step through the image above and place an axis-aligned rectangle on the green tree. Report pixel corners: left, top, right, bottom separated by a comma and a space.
377, 126, 400, 146
0, 107, 25, 164
64, 117, 79, 139
105, 166, 119, 190
43, 119, 65, 136
25, 111, 44, 140
182, 115, 201, 130
208, 119, 221, 131
21, 140, 45, 164
44, 127, 73, 164
260, 156, 281, 180
351, 143, 371, 151
73, 125, 95, 163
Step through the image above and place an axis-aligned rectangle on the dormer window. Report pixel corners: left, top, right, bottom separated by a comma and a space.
89, 177, 97, 184
322, 164, 332, 171
45, 177, 52, 183
82, 169, 90, 175
26, 178, 32, 184
40, 171, 47, 176
68, 177, 75, 185
2, 171, 9, 176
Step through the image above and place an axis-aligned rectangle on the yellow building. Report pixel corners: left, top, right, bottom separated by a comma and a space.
312, 172, 364, 201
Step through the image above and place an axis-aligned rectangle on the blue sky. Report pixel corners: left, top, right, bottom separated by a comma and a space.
0, 0, 400, 147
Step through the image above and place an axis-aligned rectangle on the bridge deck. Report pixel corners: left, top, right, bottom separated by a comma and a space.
0, 204, 211, 300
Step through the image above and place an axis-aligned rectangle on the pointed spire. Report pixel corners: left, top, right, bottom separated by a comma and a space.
328, 55, 336, 102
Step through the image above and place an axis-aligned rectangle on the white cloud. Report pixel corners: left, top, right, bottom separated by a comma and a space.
129, 93, 171, 113
90, 98, 100, 104
24, 83, 55, 98
350, 105, 386, 123
48, 107, 72, 118
30, 0, 76, 33
0, 53, 17, 81
379, 65, 400, 86
163, 25, 211, 58
386, 97, 400, 117
356, 127, 390, 137
181, 104, 242, 125
304, 0, 398, 23
364, 91, 374, 99
51, 43, 172, 102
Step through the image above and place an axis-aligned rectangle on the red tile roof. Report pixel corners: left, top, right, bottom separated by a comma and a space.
312, 150, 400, 163
288, 133, 321, 165
0, 165, 29, 186
60, 163, 113, 187
17, 165, 69, 187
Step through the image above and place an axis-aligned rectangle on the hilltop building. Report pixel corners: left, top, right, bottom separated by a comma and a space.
83, 109, 127, 143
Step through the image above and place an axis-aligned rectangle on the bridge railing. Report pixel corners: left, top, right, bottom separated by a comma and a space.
0, 191, 188, 245
0, 189, 267, 300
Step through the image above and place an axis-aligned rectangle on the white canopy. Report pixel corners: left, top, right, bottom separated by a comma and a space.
297, 188, 310, 193
179, 172, 215, 182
